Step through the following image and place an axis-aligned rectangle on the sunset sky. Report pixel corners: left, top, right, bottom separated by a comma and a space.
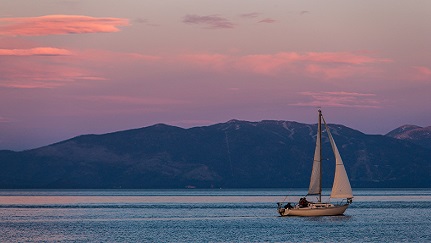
1, 0, 431, 150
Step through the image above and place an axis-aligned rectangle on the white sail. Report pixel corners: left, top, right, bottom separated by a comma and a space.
308, 111, 321, 197
322, 117, 353, 199
277, 110, 353, 217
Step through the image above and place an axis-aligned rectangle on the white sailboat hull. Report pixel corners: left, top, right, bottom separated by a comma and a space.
276, 110, 353, 217
278, 203, 349, 217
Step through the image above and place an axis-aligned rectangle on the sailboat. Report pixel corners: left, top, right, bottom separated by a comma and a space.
277, 110, 353, 216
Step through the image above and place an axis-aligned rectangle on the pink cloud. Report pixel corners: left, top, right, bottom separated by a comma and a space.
304, 64, 374, 79
258, 18, 276, 24
0, 15, 129, 36
0, 116, 13, 123
292, 91, 381, 108
1, 81, 64, 89
0, 72, 107, 89
60, 49, 159, 63
0, 47, 72, 56
302, 52, 391, 65
0, 54, 107, 89
0, 49, 392, 89
0, 48, 164, 89
237, 53, 296, 74
171, 51, 392, 79
183, 14, 234, 29
79, 95, 188, 106
235, 52, 391, 78
411, 66, 431, 81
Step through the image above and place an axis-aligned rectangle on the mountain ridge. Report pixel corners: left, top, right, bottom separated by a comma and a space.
0, 120, 430, 189
386, 125, 431, 149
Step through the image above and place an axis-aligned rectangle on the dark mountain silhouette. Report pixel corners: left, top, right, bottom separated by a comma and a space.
0, 120, 430, 189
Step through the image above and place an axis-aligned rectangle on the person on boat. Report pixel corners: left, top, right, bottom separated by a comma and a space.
299, 197, 308, 207
284, 202, 293, 209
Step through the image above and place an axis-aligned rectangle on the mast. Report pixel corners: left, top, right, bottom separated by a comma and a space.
318, 109, 322, 202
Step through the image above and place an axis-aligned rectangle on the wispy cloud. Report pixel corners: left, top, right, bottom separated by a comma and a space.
411, 66, 431, 81
258, 18, 276, 24
0, 54, 106, 89
0, 48, 162, 89
173, 51, 392, 79
134, 18, 148, 24
183, 14, 234, 29
236, 52, 391, 77
0, 74, 107, 89
134, 18, 159, 27
292, 91, 381, 108
239, 13, 276, 24
0, 50, 392, 89
240, 12, 260, 18
0, 47, 72, 56
79, 95, 188, 106
299, 52, 391, 65
0, 116, 13, 123
0, 15, 129, 36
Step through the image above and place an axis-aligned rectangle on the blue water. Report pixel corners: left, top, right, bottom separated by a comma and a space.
0, 189, 430, 242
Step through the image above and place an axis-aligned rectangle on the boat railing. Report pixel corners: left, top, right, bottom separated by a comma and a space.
337, 198, 353, 205
277, 202, 296, 210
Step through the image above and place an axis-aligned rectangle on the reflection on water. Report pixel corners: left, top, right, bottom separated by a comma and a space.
1, 188, 430, 205
0, 189, 431, 242
304, 214, 353, 223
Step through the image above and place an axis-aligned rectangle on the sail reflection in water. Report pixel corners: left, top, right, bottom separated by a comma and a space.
1, 189, 431, 242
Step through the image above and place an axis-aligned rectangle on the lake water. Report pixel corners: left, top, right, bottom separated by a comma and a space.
1, 189, 430, 242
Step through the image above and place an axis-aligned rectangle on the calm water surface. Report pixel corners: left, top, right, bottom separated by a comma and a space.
1, 189, 430, 242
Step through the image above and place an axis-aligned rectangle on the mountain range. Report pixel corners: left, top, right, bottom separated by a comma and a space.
0, 120, 430, 189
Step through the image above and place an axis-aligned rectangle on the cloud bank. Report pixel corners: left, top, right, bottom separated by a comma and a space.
293, 91, 380, 108
0, 47, 72, 56
0, 15, 129, 36
1, 49, 392, 89
179, 51, 391, 78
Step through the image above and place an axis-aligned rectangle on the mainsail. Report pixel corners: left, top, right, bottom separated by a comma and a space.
321, 116, 353, 199
308, 110, 322, 200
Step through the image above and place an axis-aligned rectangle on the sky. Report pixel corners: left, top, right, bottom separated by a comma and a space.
1, 0, 431, 151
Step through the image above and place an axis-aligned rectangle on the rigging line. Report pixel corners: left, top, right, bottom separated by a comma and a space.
281, 194, 289, 204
